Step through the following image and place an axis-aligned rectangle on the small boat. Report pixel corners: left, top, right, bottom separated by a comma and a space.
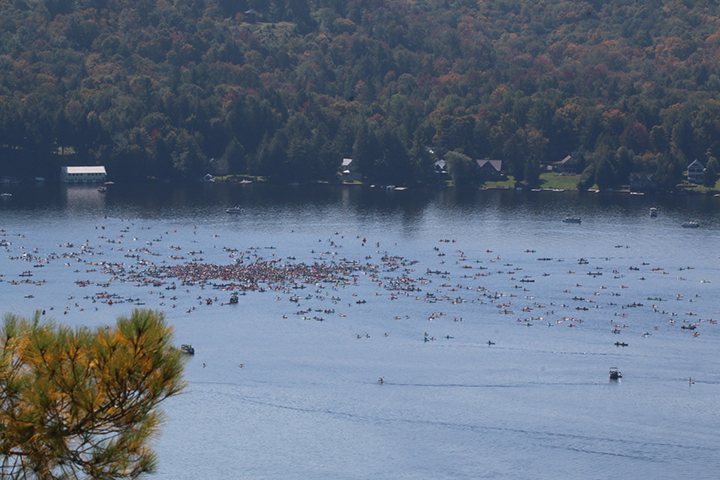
97, 186, 107, 193
563, 216, 582, 224
681, 220, 699, 228
180, 344, 195, 355
226, 206, 244, 214
650, 207, 658, 217
609, 367, 622, 380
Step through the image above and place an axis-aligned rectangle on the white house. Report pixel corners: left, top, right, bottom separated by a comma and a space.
687, 159, 705, 184
61, 166, 107, 183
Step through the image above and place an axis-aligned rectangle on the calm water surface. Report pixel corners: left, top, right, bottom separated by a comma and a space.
1, 183, 719, 479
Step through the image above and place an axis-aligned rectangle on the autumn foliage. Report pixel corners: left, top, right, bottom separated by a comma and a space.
0, 0, 719, 188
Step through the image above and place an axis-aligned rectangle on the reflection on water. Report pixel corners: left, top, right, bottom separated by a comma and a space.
7, 182, 719, 225
63, 185, 107, 212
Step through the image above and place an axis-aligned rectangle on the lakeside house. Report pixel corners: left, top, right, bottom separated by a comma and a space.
340, 158, 362, 181
629, 172, 658, 192
475, 159, 503, 180
60, 166, 107, 183
687, 159, 705, 184
551, 154, 579, 174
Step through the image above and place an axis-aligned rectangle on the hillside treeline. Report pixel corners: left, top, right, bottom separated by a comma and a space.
1, 0, 720, 188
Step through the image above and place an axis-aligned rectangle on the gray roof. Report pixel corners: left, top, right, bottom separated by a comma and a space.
476, 159, 502, 171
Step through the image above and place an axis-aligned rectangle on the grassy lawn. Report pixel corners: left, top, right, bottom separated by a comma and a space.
538, 172, 582, 190
480, 173, 582, 190
676, 181, 719, 194
480, 177, 515, 189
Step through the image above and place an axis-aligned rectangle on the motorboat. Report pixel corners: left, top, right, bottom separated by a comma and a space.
563, 216, 582, 224
180, 344, 195, 355
681, 220, 699, 228
650, 207, 658, 217
98, 186, 107, 193
609, 367, 622, 380
226, 206, 244, 214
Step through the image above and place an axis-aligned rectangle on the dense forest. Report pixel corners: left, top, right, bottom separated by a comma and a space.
1, 0, 720, 189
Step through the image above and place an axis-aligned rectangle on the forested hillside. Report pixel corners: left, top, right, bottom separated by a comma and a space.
1, 0, 720, 188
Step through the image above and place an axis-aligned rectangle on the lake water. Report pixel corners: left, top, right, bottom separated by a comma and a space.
1, 183, 719, 479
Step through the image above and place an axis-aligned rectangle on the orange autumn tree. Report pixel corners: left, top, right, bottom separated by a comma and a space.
0, 309, 186, 479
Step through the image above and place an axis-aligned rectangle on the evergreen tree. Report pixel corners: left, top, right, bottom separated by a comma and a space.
0, 309, 186, 479
595, 157, 617, 190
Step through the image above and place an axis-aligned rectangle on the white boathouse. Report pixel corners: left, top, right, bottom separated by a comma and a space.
60, 166, 107, 183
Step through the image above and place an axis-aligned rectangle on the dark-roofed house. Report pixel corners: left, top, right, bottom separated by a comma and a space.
687, 159, 705, 184
475, 159, 503, 180
340, 158, 362, 182
629, 172, 657, 192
